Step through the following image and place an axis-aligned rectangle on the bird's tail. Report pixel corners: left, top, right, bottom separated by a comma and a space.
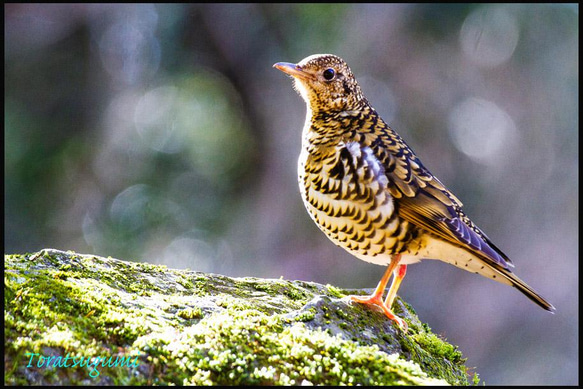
491, 264, 555, 312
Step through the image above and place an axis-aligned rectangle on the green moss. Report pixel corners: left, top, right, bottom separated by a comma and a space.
325, 284, 347, 298
397, 321, 468, 386
5, 249, 475, 385
413, 331, 463, 364
295, 307, 317, 322
472, 372, 482, 385
169, 311, 449, 385
281, 284, 308, 301
250, 281, 273, 293
177, 307, 204, 320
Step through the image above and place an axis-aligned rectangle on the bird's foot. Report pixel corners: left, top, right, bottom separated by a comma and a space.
348, 294, 408, 332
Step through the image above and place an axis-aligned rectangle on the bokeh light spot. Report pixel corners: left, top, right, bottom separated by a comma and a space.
161, 237, 215, 272
133, 70, 253, 179
448, 97, 517, 165
98, 8, 161, 85
109, 184, 154, 232
134, 86, 182, 153
460, 6, 519, 68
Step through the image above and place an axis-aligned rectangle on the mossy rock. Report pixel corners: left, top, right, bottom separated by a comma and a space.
4, 249, 478, 385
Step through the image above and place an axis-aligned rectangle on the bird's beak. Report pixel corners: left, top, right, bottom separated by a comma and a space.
273, 62, 314, 81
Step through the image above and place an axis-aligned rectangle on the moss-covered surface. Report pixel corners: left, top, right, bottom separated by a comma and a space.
4, 249, 478, 385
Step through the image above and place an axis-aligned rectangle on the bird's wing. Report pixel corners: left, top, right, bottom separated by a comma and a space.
369, 127, 513, 270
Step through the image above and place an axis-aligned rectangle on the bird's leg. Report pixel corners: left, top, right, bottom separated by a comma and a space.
348, 254, 408, 331
384, 264, 407, 309
350, 260, 396, 304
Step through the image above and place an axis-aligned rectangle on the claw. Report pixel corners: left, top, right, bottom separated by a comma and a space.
344, 256, 408, 331
349, 294, 408, 332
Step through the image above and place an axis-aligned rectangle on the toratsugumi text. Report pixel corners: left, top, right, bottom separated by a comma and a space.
25, 352, 140, 378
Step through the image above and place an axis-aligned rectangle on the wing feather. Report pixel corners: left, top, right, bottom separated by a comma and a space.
369, 125, 513, 269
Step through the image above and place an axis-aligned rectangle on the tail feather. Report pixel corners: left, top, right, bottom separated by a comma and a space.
491, 264, 555, 312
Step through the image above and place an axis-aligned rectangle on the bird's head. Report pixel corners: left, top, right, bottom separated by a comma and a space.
274, 54, 366, 113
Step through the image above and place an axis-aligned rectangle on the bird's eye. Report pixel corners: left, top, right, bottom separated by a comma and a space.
323, 68, 336, 81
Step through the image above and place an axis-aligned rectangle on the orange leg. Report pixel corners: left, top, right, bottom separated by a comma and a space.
385, 264, 407, 309
348, 254, 408, 331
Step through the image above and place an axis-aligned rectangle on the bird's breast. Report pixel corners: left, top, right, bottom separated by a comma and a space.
298, 138, 420, 265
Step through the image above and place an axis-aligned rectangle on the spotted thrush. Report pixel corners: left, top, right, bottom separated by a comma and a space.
274, 54, 554, 331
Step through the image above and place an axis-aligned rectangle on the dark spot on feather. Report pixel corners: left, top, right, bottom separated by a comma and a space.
342, 80, 352, 95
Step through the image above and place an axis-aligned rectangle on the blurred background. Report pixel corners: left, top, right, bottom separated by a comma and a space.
4, 3, 578, 385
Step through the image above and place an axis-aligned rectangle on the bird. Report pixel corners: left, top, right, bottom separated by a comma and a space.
273, 54, 555, 331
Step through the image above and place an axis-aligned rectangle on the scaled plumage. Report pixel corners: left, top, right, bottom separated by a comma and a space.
274, 54, 554, 331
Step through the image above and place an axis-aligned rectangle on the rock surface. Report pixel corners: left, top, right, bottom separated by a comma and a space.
4, 249, 476, 385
